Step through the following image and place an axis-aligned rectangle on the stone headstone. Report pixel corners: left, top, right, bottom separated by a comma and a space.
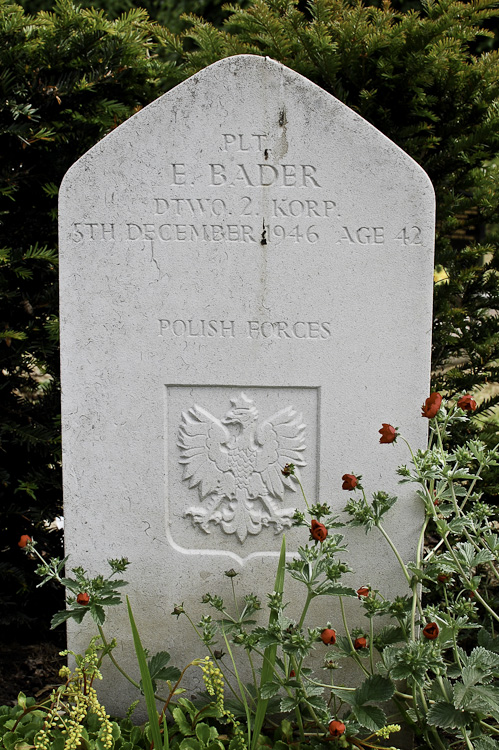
59, 55, 435, 714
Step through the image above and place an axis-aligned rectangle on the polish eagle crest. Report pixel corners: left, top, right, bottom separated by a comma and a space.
177, 392, 306, 542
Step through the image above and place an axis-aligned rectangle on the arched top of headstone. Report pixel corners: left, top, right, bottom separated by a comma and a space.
60, 54, 434, 207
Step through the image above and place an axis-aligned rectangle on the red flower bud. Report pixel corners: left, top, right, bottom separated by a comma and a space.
354, 636, 367, 650
77, 592, 90, 606
356, 586, 369, 598
18, 535, 31, 548
437, 574, 450, 583
310, 519, 328, 543
379, 423, 397, 444
422, 622, 439, 640
329, 720, 346, 738
341, 474, 358, 491
320, 628, 337, 645
457, 394, 477, 411
421, 393, 442, 419
289, 670, 296, 678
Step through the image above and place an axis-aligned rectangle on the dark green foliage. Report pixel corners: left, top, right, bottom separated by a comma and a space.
0, 0, 176, 635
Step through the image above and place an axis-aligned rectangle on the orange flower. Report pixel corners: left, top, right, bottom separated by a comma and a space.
341, 474, 358, 491
320, 628, 337, 645
457, 394, 477, 411
354, 636, 367, 649
421, 393, 442, 419
77, 592, 90, 606
18, 535, 31, 548
310, 519, 328, 543
357, 586, 369, 598
329, 720, 345, 738
379, 423, 397, 444
422, 622, 439, 640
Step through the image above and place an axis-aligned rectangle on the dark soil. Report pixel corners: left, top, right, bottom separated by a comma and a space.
0, 642, 65, 706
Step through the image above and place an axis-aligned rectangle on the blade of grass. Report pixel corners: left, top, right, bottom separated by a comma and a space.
251, 536, 286, 750
127, 596, 164, 750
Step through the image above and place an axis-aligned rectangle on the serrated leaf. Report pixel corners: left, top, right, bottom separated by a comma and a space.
454, 683, 499, 719
172, 707, 192, 736
304, 695, 328, 713
147, 651, 181, 686
474, 737, 498, 750
90, 604, 106, 626
280, 697, 297, 712
427, 701, 471, 728
50, 608, 86, 629
352, 704, 386, 731
478, 630, 499, 654
352, 675, 394, 706
259, 681, 281, 699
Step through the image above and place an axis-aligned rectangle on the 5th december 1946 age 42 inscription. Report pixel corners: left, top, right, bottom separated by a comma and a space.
68, 130, 425, 249
59, 54, 434, 714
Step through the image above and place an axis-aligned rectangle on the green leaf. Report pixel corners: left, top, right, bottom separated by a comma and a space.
143, 651, 181, 691
279, 697, 297, 713
251, 536, 286, 750
50, 608, 86, 629
259, 681, 281, 699
474, 738, 498, 750
352, 676, 394, 706
90, 604, 106, 626
427, 701, 471, 729
127, 597, 163, 750
351, 704, 386, 731
478, 630, 499, 654
179, 739, 201, 750
172, 708, 192, 736
195, 724, 217, 745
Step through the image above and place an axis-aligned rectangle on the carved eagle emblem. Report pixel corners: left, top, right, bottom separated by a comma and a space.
177, 392, 306, 542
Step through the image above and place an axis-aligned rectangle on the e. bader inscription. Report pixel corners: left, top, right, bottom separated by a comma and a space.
69, 131, 424, 247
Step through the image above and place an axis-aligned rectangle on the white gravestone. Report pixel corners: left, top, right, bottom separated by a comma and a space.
59, 55, 435, 714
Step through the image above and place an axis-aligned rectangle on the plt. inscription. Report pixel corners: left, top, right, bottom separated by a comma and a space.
178, 392, 306, 542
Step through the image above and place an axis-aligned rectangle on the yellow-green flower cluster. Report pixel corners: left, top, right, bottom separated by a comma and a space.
199, 658, 247, 750
375, 724, 401, 739
88, 686, 114, 750
34, 690, 62, 750
200, 657, 225, 711
35, 639, 113, 750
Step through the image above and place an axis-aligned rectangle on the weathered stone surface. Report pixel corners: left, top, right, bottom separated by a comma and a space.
59, 55, 435, 714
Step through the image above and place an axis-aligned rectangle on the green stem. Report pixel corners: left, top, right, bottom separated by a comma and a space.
296, 477, 311, 512
480, 721, 499, 735
376, 521, 423, 616
183, 612, 241, 703
439, 539, 499, 624
411, 517, 428, 638
97, 625, 141, 691
221, 630, 252, 748
369, 616, 374, 673
418, 687, 447, 750
298, 590, 315, 629
375, 523, 412, 586
339, 597, 369, 677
